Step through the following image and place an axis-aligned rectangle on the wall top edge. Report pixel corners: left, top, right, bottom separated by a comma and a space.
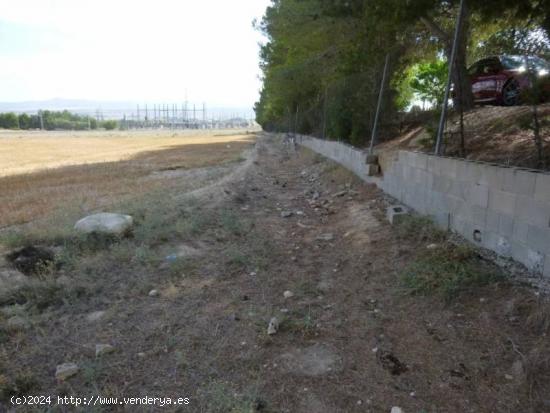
399, 149, 550, 176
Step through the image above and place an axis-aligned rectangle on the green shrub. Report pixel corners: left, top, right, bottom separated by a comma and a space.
402, 243, 503, 301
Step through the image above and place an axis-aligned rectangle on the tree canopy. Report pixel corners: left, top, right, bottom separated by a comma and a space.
255, 0, 550, 145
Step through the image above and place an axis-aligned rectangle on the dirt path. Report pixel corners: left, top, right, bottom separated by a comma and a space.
1, 134, 549, 412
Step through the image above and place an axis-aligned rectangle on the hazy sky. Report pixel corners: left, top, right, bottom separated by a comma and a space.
0, 0, 271, 107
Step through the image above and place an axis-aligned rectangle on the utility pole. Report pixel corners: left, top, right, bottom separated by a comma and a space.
435, 0, 466, 156
39, 110, 44, 130
369, 53, 390, 154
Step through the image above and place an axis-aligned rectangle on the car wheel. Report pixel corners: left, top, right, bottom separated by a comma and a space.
502, 79, 520, 106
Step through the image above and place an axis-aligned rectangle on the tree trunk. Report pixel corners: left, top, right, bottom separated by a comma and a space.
421, 1, 474, 112
450, 0, 474, 112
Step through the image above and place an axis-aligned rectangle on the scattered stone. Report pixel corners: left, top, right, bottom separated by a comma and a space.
511, 359, 525, 379
86, 310, 106, 322
281, 211, 293, 218
332, 190, 348, 198
391, 407, 404, 413
55, 363, 79, 381
267, 317, 279, 335
312, 191, 320, 200
280, 308, 289, 313
283, 290, 294, 299
505, 374, 514, 380
317, 280, 332, 293
6, 246, 55, 276
95, 344, 115, 357
74, 213, 133, 236
137, 352, 146, 358
148, 289, 159, 297
427, 243, 438, 250
165, 254, 178, 262
316, 233, 334, 242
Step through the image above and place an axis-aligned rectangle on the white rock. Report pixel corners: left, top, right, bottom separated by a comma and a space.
95, 344, 115, 357
74, 213, 133, 236
281, 211, 293, 218
283, 290, 294, 299
391, 407, 404, 413
427, 243, 438, 250
316, 233, 334, 241
148, 289, 159, 297
267, 317, 279, 335
86, 310, 106, 322
55, 363, 79, 381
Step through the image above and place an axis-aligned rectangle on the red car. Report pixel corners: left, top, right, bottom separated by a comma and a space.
467, 55, 550, 106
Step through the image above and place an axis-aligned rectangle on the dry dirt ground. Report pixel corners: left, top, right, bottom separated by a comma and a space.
0, 130, 255, 227
1, 133, 550, 412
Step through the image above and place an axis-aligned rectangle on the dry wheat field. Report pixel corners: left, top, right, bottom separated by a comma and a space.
0, 129, 256, 228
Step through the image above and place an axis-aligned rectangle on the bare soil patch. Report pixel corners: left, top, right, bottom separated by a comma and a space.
0, 130, 255, 227
0, 134, 549, 412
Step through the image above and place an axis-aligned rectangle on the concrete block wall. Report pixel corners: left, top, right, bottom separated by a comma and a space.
297, 135, 550, 278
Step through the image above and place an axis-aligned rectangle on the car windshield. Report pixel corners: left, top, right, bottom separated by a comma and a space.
501, 55, 550, 71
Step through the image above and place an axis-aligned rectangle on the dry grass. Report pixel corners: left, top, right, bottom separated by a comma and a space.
0, 130, 256, 227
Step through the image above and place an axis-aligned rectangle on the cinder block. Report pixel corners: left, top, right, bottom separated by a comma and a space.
485, 209, 500, 232
398, 150, 409, 163
534, 173, 550, 203
484, 231, 511, 256
511, 241, 544, 273
430, 211, 451, 230
526, 225, 550, 254
448, 180, 468, 201
488, 189, 516, 216
468, 183, 489, 208
498, 214, 514, 238
456, 160, 481, 183
437, 158, 459, 179
386, 205, 408, 225
433, 175, 453, 193
477, 164, 504, 189
471, 205, 487, 227
429, 191, 452, 213
413, 153, 428, 170
512, 220, 529, 244
514, 195, 550, 228
502, 169, 537, 196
